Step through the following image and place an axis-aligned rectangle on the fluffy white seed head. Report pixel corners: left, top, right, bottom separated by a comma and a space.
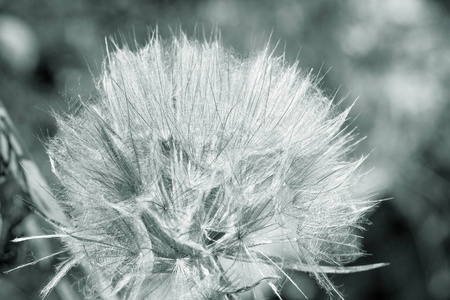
47, 32, 374, 299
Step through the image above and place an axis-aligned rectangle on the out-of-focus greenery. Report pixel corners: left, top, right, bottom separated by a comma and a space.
0, 0, 449, 299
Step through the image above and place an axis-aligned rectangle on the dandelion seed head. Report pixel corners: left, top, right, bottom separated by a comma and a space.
47, 31, 374, 299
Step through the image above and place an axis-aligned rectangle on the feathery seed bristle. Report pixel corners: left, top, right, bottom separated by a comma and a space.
46, 31, 376, 299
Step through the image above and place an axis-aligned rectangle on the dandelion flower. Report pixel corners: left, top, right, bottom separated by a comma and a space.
46, 32, 379, 300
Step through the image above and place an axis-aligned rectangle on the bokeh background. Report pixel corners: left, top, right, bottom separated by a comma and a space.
1, 0, 450, 299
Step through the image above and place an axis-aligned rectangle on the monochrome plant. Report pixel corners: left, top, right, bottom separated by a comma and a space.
37, 32, 384, 299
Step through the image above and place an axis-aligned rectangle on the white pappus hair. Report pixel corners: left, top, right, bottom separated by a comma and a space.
45, 31, 379, 300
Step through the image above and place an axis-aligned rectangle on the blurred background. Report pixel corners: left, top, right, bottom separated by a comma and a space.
1, 0, 449, 299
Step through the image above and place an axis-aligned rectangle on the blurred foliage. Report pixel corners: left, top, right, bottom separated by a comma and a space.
0, 0, 449, 299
